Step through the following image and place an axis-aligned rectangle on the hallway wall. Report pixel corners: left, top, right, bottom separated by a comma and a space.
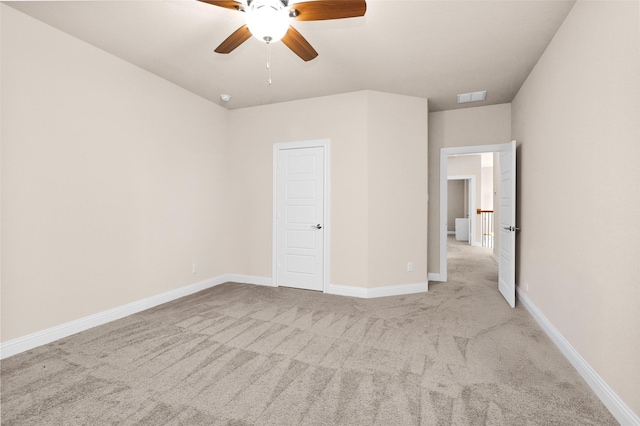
428, 104, 511, 275
511, 0, 640, 415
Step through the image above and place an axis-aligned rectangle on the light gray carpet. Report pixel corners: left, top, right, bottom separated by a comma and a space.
1, 238, 617, 425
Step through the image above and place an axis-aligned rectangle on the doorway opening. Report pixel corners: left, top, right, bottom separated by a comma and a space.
435, 141, 517, 308
447, 175, 475, 246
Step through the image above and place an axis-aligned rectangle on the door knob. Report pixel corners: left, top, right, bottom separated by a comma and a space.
311, 224, 322, 229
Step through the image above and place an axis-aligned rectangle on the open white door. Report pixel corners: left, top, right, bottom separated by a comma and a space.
275, 145, 326, 291
438, 142, 517, 298
498, 140, 517, 307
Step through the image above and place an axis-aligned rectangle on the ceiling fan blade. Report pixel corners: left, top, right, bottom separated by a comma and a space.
215, 25, 252, 54
291, 0, 366, 21
281, 26, 319, 61
198, 0, 244, 11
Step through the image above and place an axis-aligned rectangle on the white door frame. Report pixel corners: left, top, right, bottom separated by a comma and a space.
447, 175, 476, 245
272, 139, 330, 292
437, 143, 507, 283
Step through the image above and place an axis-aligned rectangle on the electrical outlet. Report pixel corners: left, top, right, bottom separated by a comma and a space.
407, 262, 413, 272
192, 263, 197, 274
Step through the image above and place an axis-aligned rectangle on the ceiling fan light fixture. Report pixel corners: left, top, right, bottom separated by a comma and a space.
246, 0, 289, 43
205, 0, 366, 62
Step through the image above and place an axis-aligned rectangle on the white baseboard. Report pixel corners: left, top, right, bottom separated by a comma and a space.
3, 274, 430, 359
326, 282, 428, 299
0, 276, 228, 360
428, 272, 446, 282
517, 289, 639, 425
222, 274, 275, 287
0, 274, 276, 360
447, 231, 455, 235
366, 282, 428, 298
4, 276, 430, 359
326, 284, 369, 298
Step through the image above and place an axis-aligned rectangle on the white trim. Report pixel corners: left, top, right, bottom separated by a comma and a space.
1, 275, 427, 359
438, 151, 448, 282
273, 139, 330, 293
223, 274, 275, 287
324, 142, 331, 293
0, 275, 227, 359
436, 142, 513, 283
517, 289, 640, 425
0, 274, 278, 359
491, 253, 499, 263
367, 282, 428, 298
428, 273, 446, 282
327, 282, 428, 299
326, 284, 369, 299
272, 146, 278, 289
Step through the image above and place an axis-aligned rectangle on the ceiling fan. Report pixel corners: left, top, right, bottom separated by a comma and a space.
200, 0, 367, 62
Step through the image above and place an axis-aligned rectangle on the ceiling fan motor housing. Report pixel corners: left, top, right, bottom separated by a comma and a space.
205, 0, 366, 61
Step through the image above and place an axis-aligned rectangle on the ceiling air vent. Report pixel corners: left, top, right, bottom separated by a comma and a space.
457, 90, 487, 104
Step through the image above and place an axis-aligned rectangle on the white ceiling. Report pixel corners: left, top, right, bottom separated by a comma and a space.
5, 0, 576, 111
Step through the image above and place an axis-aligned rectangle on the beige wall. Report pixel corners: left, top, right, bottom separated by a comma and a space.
228, 92, 370, 286
512, 0, 640, 414
2, 0, 638, 416
447, 180, 465, 232
1, 6, 429, 342
228, 91, 429, 288
1, 6, 231, 341
428, 104, 511, 275
366, 91, 429, 287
